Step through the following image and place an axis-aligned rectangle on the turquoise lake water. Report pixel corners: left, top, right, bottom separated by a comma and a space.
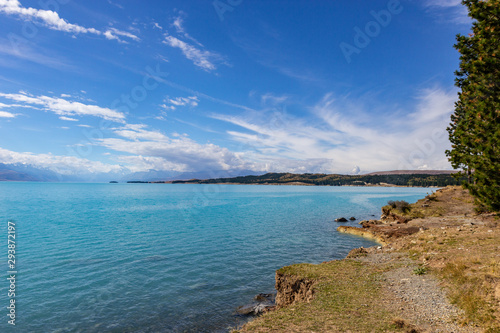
0, 183, 433, 332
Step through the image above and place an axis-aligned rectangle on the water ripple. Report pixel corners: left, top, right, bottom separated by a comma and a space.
0, 183, 432, 332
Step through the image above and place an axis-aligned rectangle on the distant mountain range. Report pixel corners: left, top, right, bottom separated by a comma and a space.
0, 163, 121, 182
0, 162, 459, 184
0, 163, 264, 183
0, 163, 78, 182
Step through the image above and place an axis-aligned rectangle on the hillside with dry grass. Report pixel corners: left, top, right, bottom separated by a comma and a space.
170, 172, 462, 187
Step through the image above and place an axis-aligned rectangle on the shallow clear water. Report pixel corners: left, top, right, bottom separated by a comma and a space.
0, 183, 432, 332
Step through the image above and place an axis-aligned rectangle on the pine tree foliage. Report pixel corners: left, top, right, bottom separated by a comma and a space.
446, 0, 500, 211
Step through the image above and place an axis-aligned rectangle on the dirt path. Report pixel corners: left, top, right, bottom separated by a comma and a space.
357, 252, 479, 332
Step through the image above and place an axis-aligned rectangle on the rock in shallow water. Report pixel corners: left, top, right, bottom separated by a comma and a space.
335, 217, 348, 222
236, 293, 276, 316
253, 293, 275, 302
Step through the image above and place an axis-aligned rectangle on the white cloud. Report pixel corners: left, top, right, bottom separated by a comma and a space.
112, 124, 167, 141
213, 104, 347, 158
172, 14, 203, 47
96, 123, 255, 172
59, 116, 78, 122
0, 0, 139, 42
0, 91, 125, 122
156, 54, 169, 63
408, 88, 456, 124
160, 104, 176, 111
173, 16, 185, 34
425, 0, 461, 8
0, 146, 124, 175
164, 35, 219, 71
0, 87, 457, 176
169, 96, 198, 107
213, 88, 456, 173
151, 76, 256, 113
422, 0, 470, 24
312, 90, 454, 171
107, 0, 124, 10
260, 93, 289, 106
0, 0, 99, 34
159, 96, 198, 111
0, 110, 16, 118
116, 155, 187, 173
161, 13, 225, 72
104, 28, 140, 43
169, 96, 198, 106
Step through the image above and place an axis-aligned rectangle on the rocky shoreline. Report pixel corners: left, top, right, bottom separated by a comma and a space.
235, 186, 500, 332
337, 225, 388, 245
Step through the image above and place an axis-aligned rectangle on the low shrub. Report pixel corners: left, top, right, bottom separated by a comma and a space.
386, 200, 411, 214
425, 192, 438, 201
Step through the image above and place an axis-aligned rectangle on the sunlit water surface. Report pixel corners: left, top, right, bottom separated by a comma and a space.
0, 183, 433, 332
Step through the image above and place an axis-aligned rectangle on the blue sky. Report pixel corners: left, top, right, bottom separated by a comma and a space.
0, 0, 471, 177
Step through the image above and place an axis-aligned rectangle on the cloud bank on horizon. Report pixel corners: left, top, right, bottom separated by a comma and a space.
0, 0, 471, 177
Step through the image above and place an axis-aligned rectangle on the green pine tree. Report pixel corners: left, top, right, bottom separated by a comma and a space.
446, 0, 500, 211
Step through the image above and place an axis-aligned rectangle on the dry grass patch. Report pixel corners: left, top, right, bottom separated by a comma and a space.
406, 186, 475, 218
396, 221, 500, 331
237, 260, 408, 333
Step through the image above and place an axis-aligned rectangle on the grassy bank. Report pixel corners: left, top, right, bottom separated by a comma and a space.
235, 186, 500, 332
238, 260, 413, 332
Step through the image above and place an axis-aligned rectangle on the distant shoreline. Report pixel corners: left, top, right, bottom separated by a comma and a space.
125, 171, 460, 187
155, 182, 441, 188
